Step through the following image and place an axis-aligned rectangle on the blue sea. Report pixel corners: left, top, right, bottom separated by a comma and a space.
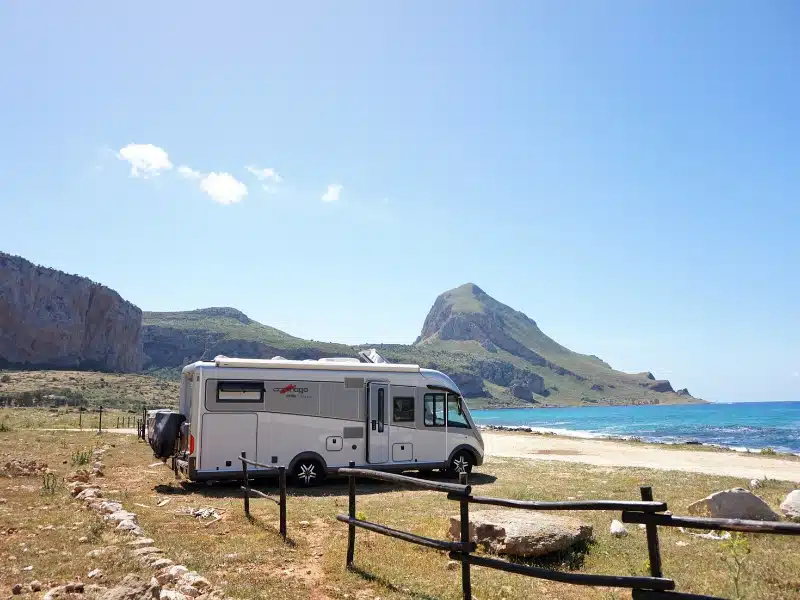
471, 402, 800, 455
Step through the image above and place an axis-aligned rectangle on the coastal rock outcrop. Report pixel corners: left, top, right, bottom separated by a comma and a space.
688, 488, 780, 521
0, 252, 143, 372
449, 509, 592, 557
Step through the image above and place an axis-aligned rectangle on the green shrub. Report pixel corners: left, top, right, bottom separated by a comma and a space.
71, 448, 92, 466
760, 447, 777, 456
41, 472, 58, 495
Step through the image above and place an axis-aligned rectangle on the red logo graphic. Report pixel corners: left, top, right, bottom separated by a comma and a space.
278, 384, 296, 394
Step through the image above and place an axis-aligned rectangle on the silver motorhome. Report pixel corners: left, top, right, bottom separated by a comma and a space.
170, 353, 484, 485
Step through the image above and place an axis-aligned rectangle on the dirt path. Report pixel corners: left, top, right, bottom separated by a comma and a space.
483, 431, 800, 481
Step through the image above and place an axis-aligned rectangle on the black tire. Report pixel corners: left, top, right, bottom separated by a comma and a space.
292, 458, 324, 487
448, 451, 474, 478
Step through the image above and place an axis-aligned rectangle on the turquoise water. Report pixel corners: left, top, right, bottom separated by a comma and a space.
470, 402, 800, 454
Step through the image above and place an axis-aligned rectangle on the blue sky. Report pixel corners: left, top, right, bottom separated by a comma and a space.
1, 2, 798, 402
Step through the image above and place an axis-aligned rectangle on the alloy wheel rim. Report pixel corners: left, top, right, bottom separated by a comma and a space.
454, 456, 469, 474
299, 463, 316, 483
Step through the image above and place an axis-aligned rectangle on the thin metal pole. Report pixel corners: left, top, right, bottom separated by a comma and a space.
641, 486, 663, 578
279, 466, 287, 540
241, 452, 250, 516
346, 461, 356, 566
459, 472, 472, 600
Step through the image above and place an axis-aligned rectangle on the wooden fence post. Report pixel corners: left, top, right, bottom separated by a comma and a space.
279, 466, 287, 540
346, 461, 356, 566
640, 486, 663, 578
98, 406, 103, 433
241, 452, 250, 516
79, 408, 82, 429
458, 472, 472, 600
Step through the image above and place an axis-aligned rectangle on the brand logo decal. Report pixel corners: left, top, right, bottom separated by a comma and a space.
273, 383, 311, 397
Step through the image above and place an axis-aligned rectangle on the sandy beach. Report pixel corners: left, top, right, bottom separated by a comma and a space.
483, 431, 800, 481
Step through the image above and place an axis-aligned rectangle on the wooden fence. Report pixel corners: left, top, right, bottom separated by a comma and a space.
336, 463, 800, 600
239, 453, 288, 541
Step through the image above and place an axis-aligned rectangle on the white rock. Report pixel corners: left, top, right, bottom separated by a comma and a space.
76, 488, 102, 500
449, 509, 592, 557
178, 585, 201, 598
128, 538, 155, 547
168, 565, 189, 579
87, 568, 102, 578
116, 520, 143, 535
99, 501, 123, 514
779, 490, 800, 521
160, 591, 187, 600
180, 572, 210, 590
676, 541, 689, 547
610, 520, 628, 537
105, 510, 137, 523
150, 558, 174, 570
688, 488, 780, 521
750, 479, 762, 489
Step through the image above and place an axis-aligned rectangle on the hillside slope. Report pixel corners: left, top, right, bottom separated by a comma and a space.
142, 307, 353, 369
142, 284, 703, 408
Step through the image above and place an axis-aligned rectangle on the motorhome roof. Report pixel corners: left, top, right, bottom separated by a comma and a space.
211, 356, 420, 373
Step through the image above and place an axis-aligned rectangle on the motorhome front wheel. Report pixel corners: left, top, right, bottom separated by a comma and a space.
448, 451, 474, 478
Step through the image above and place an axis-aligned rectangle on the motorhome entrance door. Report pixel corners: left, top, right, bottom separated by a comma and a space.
367, 382, 389, 463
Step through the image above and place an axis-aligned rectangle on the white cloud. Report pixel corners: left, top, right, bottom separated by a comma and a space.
178, 165, 202, 180
199, 172, 248, 205
322, 183, 343, 203
117, 143, 172, 178
793, 371, 799, 378
246, 165, 283, 183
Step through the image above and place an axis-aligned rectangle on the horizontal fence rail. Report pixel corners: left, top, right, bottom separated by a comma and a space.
239, 453, 287, 541
337, 466, 798, 600
337, 467, 471, 495
632, 590, 733, 600
336, 515, 474, 552
622, 511, 800, 536
447, 493, 667, 513
448, 551, 675, 591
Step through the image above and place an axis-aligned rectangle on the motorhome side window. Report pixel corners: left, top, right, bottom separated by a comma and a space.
216, 381, 264, 402
393, 396, 414, 422
423, 393, 445, 426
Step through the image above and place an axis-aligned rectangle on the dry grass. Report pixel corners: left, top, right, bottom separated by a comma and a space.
0, 369, 178, 411
1, 413, 799, 600
0, 407, 140, 430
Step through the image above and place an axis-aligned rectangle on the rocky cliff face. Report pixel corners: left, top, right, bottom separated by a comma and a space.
0, 252, 143, 372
